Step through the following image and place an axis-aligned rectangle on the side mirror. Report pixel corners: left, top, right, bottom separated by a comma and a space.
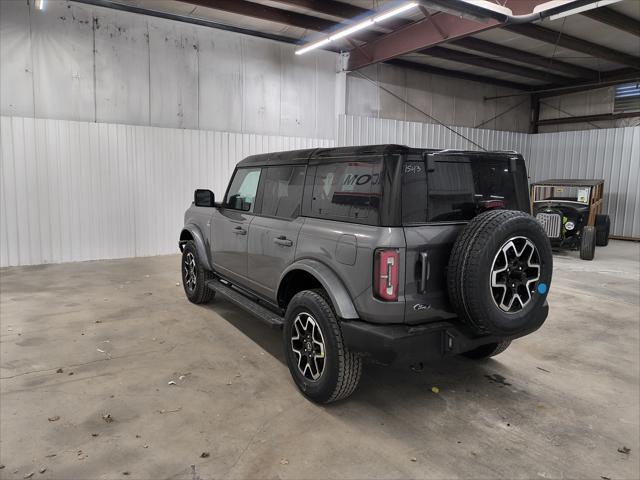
194, 189, 215, 207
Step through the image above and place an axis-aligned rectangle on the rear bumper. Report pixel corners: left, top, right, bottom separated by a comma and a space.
341, 304, 548, 366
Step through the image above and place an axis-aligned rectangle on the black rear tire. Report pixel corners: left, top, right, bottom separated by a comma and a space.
181, 241, 215, 304
283, 289, 362, 404
580, 226, 596, 260
463, 340, 511, 359
447, 210, 553, 336
595, 214, 610, 246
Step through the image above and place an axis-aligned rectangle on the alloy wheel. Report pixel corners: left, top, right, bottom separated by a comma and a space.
184, 252, 197, 293
290, 312, 326, 381
490, 236, 541, 313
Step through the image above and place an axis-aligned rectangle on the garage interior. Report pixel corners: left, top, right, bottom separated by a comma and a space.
1, 0, 639, 479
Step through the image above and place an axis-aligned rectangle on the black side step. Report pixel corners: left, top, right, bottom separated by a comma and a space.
205, 279, 284, 329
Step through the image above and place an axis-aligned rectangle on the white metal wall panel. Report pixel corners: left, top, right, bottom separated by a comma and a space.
528, 127, 640, 238
336, 115, 531, 155
0, 116, 334, 267
0, 0, 337, 139
0, 0, 34, 118
30, 0, 95, 122
346, 64, 532, 133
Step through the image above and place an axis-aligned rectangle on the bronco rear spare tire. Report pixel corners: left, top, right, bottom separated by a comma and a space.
447, 210, 553, 336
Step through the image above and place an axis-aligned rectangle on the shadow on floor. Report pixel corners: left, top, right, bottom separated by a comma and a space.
198, 298, 526, 410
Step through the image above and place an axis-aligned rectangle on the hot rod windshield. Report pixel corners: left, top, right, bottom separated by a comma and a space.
532, 184, 591, 204
402, 153, 529, 224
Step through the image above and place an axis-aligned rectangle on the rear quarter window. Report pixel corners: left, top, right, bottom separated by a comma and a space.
310, 159, 383, 225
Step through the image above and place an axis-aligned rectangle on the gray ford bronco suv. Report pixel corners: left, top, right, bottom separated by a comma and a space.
179, 145, 553, 403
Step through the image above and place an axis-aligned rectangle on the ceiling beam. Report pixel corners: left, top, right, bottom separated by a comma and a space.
451, 37, 599, 79
581, 7, 640, 37
180, 0, 378, 42
182, 0, 334, 31
386, 59, 532, 91
347, 0, 549, 71
537, 111, 639, 126
420, 46, 574, 84
505, 24, 640, 69
348, 13, 500, 71
269, 0, 368, 20
268, 0, 413, 31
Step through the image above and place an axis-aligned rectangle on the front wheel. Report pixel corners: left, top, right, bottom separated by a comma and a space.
283, 290, 362, 404
181, 241, 215, 304
580, 226, 596, 260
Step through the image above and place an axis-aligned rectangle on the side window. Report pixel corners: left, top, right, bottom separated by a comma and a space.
260, 166, 305, 219
311, 159, 383, 223
225, 168, 261, 212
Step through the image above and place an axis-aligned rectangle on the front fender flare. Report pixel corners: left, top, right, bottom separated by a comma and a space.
278, 260, 359, 319
179, 225, 213, 272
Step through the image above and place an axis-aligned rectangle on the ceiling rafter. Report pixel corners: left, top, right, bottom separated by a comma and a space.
386, 59, 532, 91
450, 37, 599, 79
420, 46, 575, 84
179, 0, 378, 42
504, 23, 640, 69
581, 7, 640, 37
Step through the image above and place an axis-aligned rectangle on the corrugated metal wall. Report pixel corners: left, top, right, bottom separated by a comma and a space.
336, 115, 639, 239
528, 127, 640, 239
0, 116, 333, 267
337, 114, 531, 156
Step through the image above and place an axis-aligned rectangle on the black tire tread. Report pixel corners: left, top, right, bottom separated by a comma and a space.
580, 226, 596, 260
448, 210, 534, 334
595, 214, 610, 247
294, 289, 362, 403
183, 241, 215, 304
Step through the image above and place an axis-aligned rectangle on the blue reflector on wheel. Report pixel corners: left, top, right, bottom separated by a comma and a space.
537, 283, 548, 295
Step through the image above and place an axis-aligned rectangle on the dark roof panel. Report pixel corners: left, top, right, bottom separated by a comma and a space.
236, 144, 522, 167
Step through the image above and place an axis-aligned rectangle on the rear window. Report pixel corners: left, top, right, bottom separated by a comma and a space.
402, 154, 521, 223
311, 158, 383, 224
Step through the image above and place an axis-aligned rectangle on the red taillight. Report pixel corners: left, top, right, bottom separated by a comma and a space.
374, 249, 399, 301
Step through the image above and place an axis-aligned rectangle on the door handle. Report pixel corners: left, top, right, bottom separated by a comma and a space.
233, 226, 247, 235
419, 252, 430, 293
274, 236, 293, 247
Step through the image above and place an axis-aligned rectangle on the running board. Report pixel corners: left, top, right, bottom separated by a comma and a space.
205, 279, 284, 329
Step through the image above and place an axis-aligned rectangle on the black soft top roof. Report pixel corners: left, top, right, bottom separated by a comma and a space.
532, 179, 604, 187
236, 144, 521, 167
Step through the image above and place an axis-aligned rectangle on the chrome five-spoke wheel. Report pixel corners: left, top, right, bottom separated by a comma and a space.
490, 236, 541, 313
290, 312, 326, 381
183, 252, 197, 293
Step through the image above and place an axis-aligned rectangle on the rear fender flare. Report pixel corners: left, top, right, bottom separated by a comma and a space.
278, 260, 359, 319
179, 225, 212, 272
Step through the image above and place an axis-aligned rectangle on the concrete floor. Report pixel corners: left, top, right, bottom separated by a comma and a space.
1, 241, 638, 480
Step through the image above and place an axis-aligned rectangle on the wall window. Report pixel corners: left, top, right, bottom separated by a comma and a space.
260, 166, 306, 219
311, 159, 383, 223
614, 82, 640, 113
225, 168, 261, 212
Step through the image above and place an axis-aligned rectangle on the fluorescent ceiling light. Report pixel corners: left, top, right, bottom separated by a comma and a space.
295, 38, 331, 55
329, 19, 374, 41
541, 0, 623, 20
295, 1, 419, 55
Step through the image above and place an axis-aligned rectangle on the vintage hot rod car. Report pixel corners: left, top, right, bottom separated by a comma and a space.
531, 179, 610, 261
